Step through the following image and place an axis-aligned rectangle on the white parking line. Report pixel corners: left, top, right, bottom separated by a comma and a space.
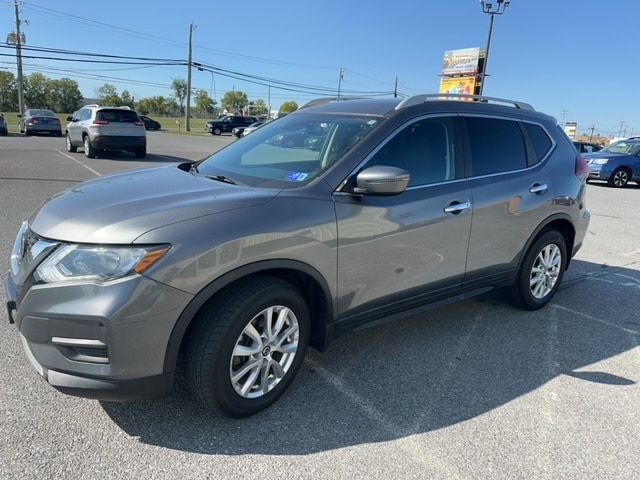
551, 303, 639, 336
56, 150, 101, 177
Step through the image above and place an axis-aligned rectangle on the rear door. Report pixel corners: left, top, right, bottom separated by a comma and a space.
334, 115, 472, 324
462, 115, 555, 287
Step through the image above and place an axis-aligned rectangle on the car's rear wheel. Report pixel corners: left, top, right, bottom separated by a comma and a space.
134, 147, 146, 159
608, 167, 630, 187
66, 134, 77, 152
212, 127, 222, 135
504, 230, 567, 310
185, 276, 310, 418
83, 135, 96, 158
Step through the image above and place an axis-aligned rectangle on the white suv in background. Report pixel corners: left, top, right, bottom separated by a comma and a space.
66, 105, 147, 159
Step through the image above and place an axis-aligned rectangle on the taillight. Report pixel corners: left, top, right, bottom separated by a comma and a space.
134, 120, 144, 126
575, 154, 589, 180
52, 118, 60, 123
93, 119, 109, 125
27, 117, 37, 124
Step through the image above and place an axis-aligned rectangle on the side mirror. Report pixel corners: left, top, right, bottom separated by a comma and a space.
354, 166, 410, 195
66, 116, 73, 121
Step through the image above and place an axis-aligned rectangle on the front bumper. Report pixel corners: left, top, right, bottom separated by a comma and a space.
4, 272, 192, 401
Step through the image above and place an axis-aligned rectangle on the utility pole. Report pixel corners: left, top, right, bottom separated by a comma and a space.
478, 0, 510, 96
13, 0, 25, 114
267, 85, 271, 119
618, 121, 626, 138
560, 109, 568, 126
185, 22, 195, 132
588, 124, 595, 142
337, 67, 344, 100
394, 76, 398, 98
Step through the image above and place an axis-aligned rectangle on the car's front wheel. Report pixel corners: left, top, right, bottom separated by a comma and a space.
134, 147, 146, 159
212, 127, 222, 135
504, 230, 567, 310
186, 276, 310, 418
66, 134, 77, 152
608, 167, 630, 187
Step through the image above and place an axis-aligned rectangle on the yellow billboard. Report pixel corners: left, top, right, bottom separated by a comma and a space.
439, 77, 476, 99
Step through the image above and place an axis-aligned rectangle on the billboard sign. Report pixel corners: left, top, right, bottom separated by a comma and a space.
564, 122, 577, 139
442, 47, 481, 75
439, 76, 477, 99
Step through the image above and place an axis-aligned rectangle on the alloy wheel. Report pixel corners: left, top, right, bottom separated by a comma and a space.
613, 170, 629, 187
529, 244, 562, 299
229, 305, 300, 399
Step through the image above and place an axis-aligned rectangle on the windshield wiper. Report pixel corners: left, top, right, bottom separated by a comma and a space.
205, 174, 237, 185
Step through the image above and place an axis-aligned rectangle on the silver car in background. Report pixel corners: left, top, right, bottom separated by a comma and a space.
18, 109, 62, 136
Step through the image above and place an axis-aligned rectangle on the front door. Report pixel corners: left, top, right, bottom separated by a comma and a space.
334, 115, 472, 325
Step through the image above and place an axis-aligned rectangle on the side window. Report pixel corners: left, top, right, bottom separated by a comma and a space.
522, 122, 553, 165
80, 109, 91, 121
366, 117, 457, 187
465, 117, 527, 176
584, 145, 595, 153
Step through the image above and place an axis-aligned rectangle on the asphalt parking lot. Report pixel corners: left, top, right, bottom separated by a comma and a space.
1, 133, 639, 479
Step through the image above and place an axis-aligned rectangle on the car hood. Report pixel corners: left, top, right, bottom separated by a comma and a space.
583, 151, 630, 160
29, 164, 280, 244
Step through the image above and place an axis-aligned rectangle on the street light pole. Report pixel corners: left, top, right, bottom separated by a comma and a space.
478, 0, 510, 96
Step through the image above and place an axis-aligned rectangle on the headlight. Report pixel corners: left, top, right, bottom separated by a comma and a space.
593, 158, 609, 165
35, 244, 170, 283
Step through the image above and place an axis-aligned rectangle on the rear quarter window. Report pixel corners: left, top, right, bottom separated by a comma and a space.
523, 123, 553, 165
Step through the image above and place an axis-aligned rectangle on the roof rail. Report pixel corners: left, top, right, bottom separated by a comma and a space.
395, 93, 534, 111
84, 104, 99, 108
300, 96, 365, 109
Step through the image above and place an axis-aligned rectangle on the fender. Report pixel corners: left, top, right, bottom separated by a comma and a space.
162, 259, 335, 374
517, 212, 576, 270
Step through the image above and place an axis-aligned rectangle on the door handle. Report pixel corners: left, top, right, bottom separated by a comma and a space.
444, 200, 471, 214
529, 183, 548, 194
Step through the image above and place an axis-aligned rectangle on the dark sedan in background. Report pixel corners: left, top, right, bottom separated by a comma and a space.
139, 115, 161, 131
18, 109, 62, 136
0, 113, 7, 135
585, 137, 640, 187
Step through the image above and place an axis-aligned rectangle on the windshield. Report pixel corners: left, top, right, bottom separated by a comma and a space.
602, 140, 640, 155
196, 113, 380, 188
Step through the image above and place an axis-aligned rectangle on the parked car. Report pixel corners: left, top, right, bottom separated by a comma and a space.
0, 113, 7, 135
139, 115, 161, 131
65, 105, 146, 159
206, 115, 257, 135
231, 126, 246, 138
241, 120, 268, 137
5, 94, 589, 418
573, 141, 602, 153
584, 137, 640, 187
18, 109, 62, 136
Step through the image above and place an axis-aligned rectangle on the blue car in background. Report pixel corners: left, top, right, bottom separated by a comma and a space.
585, 137, 640, 187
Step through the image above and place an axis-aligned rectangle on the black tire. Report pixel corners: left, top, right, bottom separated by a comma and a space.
24, 129, 31, 136
66, 134, 77, 152
56, 130, 63, 137
0, 128, 7, 136
504, 230, 567, 310
212, 127, 222, 135
134, 147, 146, 159
83, 135, 96, 158
607, 167, 631, 187
185, 276, 310, 418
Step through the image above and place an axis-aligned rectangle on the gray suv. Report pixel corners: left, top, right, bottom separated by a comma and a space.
65, 105, 147, 159
5, 94, 590, 417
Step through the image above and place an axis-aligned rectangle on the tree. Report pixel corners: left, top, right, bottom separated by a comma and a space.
248, 99, 268, 117
279, 100, 298, 115
23, 73, 48, 109
194, 89, 215, 115
0, 71, 18, 111
45, 78, 83, 113
221, 90, 248, 113
171, 79, 188, 115
96, 83, 121, 106
120, 90, 135, 108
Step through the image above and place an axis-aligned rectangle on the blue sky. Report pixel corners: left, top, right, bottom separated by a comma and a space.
2, 0, 638, 137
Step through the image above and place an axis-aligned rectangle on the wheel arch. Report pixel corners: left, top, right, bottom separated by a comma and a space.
520, 214, 576, 271
163, 259, 335, 375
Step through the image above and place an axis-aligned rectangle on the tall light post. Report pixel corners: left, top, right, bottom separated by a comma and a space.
478, 0, 510, 95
